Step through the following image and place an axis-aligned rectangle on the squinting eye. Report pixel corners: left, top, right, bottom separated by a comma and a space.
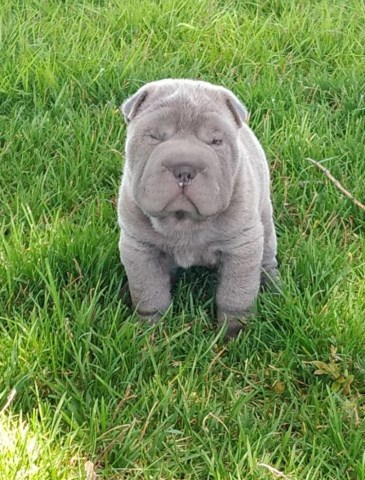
211, 139, 223, 146
148, 134, 160, 141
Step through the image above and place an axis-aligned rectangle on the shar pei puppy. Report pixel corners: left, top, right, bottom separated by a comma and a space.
117, 79, 279, 337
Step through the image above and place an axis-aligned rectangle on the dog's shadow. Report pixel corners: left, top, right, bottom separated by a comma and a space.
120, 266, 218, 319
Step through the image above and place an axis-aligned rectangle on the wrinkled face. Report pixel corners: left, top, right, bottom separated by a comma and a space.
123, 81, 243, 230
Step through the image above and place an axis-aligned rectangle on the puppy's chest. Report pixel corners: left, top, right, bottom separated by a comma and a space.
171, 245, 219, 269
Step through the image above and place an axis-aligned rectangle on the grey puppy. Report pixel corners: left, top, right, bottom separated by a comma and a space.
118, 79, 279, 337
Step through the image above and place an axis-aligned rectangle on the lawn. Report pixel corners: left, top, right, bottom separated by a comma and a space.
1, 0, 365, 478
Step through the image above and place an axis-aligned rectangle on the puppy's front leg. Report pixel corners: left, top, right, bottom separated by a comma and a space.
217, 234, 264, 338
119, 236, 172, 323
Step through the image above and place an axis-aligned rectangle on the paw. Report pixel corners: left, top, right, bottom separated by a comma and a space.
136, 309, 162, 325
217, 311, 249, 339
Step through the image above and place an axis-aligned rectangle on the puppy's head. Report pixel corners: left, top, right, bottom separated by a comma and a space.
120, 79, 248, 229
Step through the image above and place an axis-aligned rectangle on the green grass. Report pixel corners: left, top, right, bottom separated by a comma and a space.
1, 0, 365, 478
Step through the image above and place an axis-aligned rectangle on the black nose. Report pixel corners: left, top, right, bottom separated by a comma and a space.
171, 164, 197, 187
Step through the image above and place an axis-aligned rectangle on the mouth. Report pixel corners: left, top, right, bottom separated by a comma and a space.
175, 210, 186, 220
149, 208, 195, 221
160, 190, 201, 219
172, 209, 210, 223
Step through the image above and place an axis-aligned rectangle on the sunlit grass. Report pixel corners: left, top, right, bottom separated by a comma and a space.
1, 0, 365, 478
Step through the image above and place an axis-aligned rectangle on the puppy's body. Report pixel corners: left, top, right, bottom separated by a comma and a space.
118, 79, 278, 336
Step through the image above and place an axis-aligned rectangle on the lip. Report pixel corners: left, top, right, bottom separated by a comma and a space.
149, 207, 201, 222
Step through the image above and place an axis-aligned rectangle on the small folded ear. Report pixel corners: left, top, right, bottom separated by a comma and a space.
120, 84, 150, 123
222, 89, 249, 127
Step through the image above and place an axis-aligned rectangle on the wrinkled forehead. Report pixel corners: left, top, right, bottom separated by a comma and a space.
141, 92, 232, 133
